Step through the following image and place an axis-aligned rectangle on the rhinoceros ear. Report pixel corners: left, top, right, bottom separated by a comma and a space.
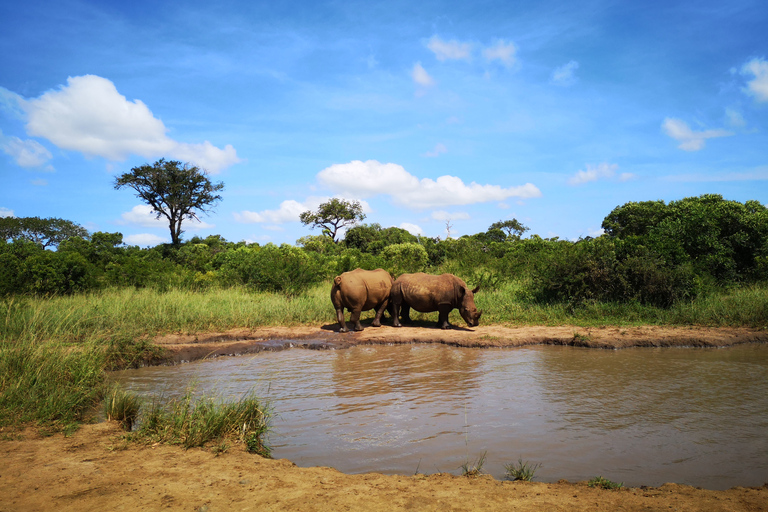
471, 285, 480, 294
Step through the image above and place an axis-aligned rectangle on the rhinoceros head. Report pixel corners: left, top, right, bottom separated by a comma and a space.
459, 285, 482, 327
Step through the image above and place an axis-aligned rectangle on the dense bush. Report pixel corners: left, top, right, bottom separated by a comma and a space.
1, 195, 765, 307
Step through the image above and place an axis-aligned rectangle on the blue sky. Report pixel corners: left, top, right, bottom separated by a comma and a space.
1, 0, 767, 247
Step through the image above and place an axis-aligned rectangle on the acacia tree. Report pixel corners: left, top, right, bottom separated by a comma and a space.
114, 159, 224, 245
299, 198, 365, 242
0, 216, 89, 248
488, 219, 529, 241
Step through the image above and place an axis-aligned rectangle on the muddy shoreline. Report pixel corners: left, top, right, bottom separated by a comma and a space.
152, 324, 768, 365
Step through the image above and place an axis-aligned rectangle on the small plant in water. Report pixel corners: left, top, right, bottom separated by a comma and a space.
460, 451, 487, 477
504, 458, 542, 481
588, 476, 624, 490
103, 385, 142, 431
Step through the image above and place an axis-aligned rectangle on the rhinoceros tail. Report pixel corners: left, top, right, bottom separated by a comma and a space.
334, 276, 343, 286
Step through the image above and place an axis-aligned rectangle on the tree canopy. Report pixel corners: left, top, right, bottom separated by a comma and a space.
114, 159, 224, 245
0, 216, 89, 249
299, 198, 365, 242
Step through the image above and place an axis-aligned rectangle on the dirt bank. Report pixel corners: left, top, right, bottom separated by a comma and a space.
152, 323, 768, 364
2, 421, 766, 512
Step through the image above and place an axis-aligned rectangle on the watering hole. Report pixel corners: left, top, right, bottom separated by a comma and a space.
112, 342, 768, 490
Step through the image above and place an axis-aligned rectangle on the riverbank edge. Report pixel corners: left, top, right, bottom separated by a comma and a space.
150, 324, 768, 365
2, 421, 767, 512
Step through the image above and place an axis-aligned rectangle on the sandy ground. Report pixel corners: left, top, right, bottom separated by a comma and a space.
2, 323, 767, 511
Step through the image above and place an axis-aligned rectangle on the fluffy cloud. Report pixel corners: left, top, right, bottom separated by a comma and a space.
427, 36, 472, 61
661, 118, 732, 151
569, 162, 634, 185
124, 233, 167, 247
423, 143, 447, 157
0, 207, 14, 218
0, 134, 52, 169
741, 57, 768, 102
412, 62, 435, 87
551, 60, 579, 86
400, 223, 424, 236
482, 40, 517, 67
17, 75, 239, 172
317, 160, 541, 209
119, 204, 214, 230
233, 200, 309, 224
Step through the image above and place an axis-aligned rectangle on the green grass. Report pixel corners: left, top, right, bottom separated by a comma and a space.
129, 388, 272, 457
0, 338, 108, 434
459, 451, 487, 477
587, 476, 624, 490
504, 458, 542, 481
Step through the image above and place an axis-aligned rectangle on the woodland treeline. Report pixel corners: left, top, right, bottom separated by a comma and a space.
1, 194, 766, 308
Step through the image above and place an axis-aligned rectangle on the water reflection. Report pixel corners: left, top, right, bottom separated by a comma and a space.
112, 343, 768, 490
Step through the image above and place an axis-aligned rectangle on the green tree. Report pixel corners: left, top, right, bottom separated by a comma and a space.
0, 216, 89, 249
114, 159, 224, 245
488, 219, 530, 241
299, 198, 365, 242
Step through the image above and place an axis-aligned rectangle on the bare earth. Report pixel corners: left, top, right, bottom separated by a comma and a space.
2, 324, 767, 512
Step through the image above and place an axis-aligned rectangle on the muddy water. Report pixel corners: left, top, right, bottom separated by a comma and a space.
112, 343, 768, 489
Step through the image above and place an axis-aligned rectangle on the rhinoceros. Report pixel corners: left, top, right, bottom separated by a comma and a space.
390, 272, 482, 329
331, 268, 394, 332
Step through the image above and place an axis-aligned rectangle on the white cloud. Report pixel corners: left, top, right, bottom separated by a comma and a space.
0, 133, 53, 169
482, 40, 517, 67
18, 75, 239, 173
725, 108, 746, 128
317, 160, 541, 209
124, 233, 167, 247
661, 118, 732, 151
551, 60, 579, 86
119, 204, 214, 230
741, 57, 768, 103
0, 207, 14, 218
569, 162, 632, 185
233, 199, 309, 224
400, 223, 424, 236
234, 196, 372, 226
427, 36, 472, 61
431, 210, 470, 221
423, 143, 447, 157
412, 62, 435, 87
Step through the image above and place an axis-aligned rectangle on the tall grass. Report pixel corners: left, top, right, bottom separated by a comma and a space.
2, 282, 766, 349
0, 338, 108, 434
133, 388, 272, 456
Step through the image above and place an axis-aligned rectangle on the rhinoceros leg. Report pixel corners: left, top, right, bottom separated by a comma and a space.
350, 309, 365, 331
371, 299, 388, 327
437, 304, 453, 329
336, 308, 349, 333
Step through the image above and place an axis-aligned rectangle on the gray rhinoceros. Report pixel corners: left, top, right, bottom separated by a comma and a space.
390, 272, 482, 329
331, 268, 394, 332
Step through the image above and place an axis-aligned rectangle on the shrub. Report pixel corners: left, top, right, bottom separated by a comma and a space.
381, 243, 429, 277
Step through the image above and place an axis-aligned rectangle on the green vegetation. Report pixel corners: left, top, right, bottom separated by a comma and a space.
460, 451, 487, 477
127, 388, 271, 457
504, 458, 542, 481
588, 476, 624, 490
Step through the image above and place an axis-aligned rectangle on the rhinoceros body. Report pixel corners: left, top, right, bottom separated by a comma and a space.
331, 268, 394, 332
390, 272, 482, 329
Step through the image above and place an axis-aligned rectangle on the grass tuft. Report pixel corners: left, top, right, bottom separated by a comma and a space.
103, 385, 141, 431
587, 476, 624, 490
504, 458, 542, 481
459, 451, 487, 477
129, 388, 272, 457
